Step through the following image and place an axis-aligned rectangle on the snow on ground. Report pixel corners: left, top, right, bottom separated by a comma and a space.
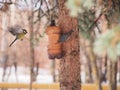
0, 66, 120, 84
0, 66, 85, 83
0, 66, 53, 83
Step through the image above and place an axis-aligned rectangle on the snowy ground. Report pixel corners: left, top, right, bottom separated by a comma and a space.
0, 66, 53, 83
0, 66, 86, 83
0, 66, 119, 84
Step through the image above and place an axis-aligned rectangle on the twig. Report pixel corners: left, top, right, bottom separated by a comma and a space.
88, 8, 107, 31
44, 0, 50, 14
88, 13, 103, 31
24, 0, 28, 7
33, 4, 58, 23
95, 23, 101, 33
35, 0, 40, 7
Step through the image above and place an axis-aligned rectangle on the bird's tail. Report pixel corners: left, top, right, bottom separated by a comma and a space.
9, 37, 17, 47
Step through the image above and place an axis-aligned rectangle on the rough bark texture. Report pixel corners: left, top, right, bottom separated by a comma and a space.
109, 61, 117, 90
58, 0, 81, 90
28, 3, 35, 90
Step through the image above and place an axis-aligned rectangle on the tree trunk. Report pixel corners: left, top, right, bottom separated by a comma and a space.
1, 13, 8, 53
1, 12, 8, 82
58, 0, 81, 90
28, 2, 35, 90
108, 60, 117, 90
51, 60, 56, 82
86, 42, 102, 90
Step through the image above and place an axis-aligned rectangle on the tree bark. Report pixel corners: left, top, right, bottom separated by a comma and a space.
28, 2, 35, 90
58, 0, 81, 90
108, 60, 117, 90
1, 12, 8, 82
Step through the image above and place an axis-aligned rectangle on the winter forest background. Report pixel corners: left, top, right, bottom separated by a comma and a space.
0, 0, 120, 90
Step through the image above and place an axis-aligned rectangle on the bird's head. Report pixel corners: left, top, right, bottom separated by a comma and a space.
23, 29, 27, 34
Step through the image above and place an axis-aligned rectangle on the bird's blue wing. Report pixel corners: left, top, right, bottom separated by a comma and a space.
58, 30, 73, 43
59, 34, 68, 42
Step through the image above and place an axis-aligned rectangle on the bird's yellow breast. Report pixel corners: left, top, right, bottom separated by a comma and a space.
17, 33, 26, 40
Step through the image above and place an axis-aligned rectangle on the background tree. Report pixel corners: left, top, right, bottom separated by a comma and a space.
66, 0, 120, 90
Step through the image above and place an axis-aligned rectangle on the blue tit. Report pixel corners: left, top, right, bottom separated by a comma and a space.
8, 25, 27, 47
58, 29, 73, 43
